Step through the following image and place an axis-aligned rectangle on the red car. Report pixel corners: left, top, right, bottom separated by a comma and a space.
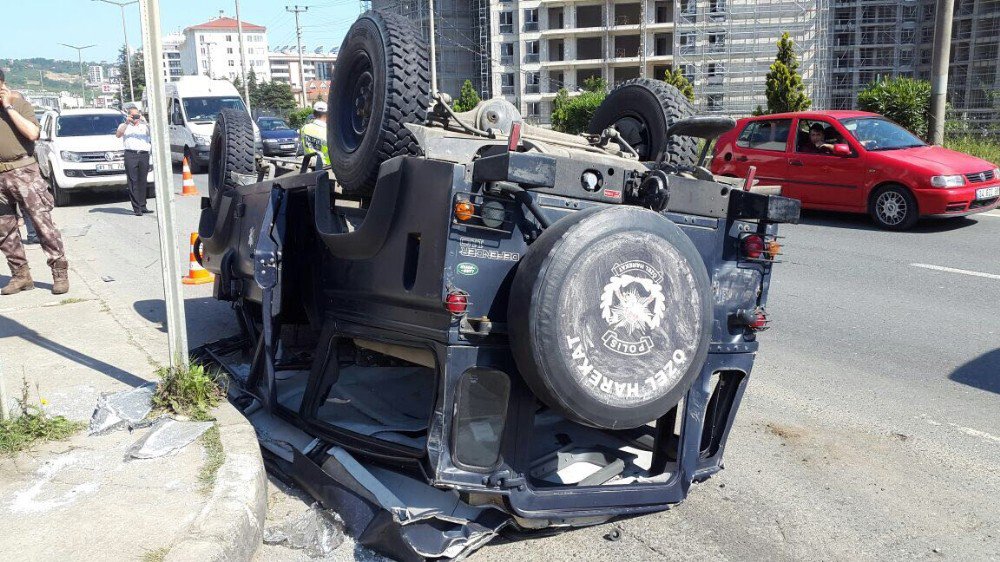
711, 111, 1000, 229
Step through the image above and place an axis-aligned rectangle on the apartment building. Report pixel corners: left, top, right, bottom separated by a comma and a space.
162, 34, 185, 83
486, 0, 678, 122
179, 16, 271, 81
268, 47, 338, 100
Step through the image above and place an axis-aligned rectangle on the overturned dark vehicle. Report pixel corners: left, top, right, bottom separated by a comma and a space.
195, 11, 800, 561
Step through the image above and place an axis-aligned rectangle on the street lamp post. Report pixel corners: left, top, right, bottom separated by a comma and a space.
93, 0, 139, 103
60, 43, 95, 107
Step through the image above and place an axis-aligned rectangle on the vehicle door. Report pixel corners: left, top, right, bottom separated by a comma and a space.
783, 118, 865, 208
168, 98, 186, 162
727, 118, 793, 187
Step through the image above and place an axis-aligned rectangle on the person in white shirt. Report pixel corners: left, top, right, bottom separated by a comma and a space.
115, 107, 152, 216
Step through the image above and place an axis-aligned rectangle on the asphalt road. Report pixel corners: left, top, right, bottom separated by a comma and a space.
43, 174, 1000, 560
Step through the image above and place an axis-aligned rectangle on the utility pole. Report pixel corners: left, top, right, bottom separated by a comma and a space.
286, 5, 309, 106
138, 0, 189, 367
60, 43, 95, 107
93, 0, 138, 103
929, 0, 955, 145
235, 0, 251, 114
428, 0, 438, 98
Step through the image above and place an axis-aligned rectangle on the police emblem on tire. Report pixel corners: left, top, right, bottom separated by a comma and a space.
600, 261, 666, 356
509, 206, 714, 429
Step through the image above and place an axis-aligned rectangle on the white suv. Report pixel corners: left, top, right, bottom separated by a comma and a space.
36, 109, 155, 207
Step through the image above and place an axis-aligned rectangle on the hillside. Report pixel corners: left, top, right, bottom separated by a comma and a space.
1, 57, 109, 94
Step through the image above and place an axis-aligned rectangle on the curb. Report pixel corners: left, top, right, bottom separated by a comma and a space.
165, 402, 267, 562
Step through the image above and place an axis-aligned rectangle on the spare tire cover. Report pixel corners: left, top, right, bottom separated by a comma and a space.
509, 206, 712, 430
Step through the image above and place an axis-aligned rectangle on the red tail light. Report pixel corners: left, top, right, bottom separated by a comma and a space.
445, 290, 469, 315
748, 309, 769, 330
741, 234, 765, 259
731, 307, 770, 332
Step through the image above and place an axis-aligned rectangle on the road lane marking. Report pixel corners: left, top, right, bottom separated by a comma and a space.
910, 263, 1000, 280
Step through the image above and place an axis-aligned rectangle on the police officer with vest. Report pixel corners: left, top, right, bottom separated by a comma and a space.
0, 69, 68, 296
300, 101, 329, 166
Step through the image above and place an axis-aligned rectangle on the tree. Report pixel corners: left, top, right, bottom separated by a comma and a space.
763, 33, 811, 114
115, 45, 146, 105
663, 67, 694, 102
857, 77, 932, 139
232, 68, 260, 108
254, 81, 297, 115
287, 106, 315, 129
453, 79, 481, 112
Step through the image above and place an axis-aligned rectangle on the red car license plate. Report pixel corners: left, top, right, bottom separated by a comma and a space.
976, 186, 999, 200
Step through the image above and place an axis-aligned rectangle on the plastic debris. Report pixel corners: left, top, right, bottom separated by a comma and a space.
88, 384, 155, 435
263, 502, 346, 557
126, 418, 213, 460
100, 276, 115, 282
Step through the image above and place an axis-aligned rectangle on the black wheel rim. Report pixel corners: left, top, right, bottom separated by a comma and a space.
339, 52, 375, 153
613, 115, 651, 161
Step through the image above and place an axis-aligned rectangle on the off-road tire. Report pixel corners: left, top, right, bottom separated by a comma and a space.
327, 11, 430, 196
509, 206, 713, 430
588, 78, 699, 166
208, 108, 256, 208
870, 184, 919, 230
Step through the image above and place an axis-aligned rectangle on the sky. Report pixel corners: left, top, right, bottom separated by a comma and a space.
3, 0, 364, 64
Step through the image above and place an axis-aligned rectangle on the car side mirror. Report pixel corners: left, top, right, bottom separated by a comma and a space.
172, 114, 183, 126
833, 143, 852, 157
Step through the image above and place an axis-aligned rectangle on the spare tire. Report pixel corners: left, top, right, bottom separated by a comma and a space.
508, 206, 712, 430
328, 11, 430, 196
208, 108, 256, 208
588, 78, 698, 166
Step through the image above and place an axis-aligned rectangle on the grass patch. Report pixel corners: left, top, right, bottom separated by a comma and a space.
142, 547, 169, 562
198, 424, 224, 493
152, 362, 226, 422
944, 136, 1000, 167
0, 379, 84, 455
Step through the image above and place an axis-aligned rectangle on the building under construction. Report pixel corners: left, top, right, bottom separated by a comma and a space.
371, 0, 481, 100
373, 0, 999, 133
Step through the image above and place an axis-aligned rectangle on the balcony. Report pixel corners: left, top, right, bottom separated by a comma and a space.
525, 84, 541, 94
501, 85, 515, 95
525, 22, 539, 32
525, 53, 540, 63
500, 55, 514, 65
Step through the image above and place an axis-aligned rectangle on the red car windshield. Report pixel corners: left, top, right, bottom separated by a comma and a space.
839, 117, 926, 151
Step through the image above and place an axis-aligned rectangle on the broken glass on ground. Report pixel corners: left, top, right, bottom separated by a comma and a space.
263, 502, 346, 557
88, 384, 156, 435
126, 418, 213, 460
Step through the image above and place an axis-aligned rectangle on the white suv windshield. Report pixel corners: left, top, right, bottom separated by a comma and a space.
57, 115, 121, 137
183, 97, 247, 122
840, 117, 926, 151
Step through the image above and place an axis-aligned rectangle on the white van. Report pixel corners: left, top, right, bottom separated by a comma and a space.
154, 76, 259, 172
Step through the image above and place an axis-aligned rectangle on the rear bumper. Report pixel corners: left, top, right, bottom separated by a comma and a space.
916, 183, 1000, 216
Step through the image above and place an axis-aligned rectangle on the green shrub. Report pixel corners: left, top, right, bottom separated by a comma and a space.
944, 136, 1000, 166
1, 379, 83, 455
857, 77, 932, 139
582, 76, 608, 93
152, 362, 225, 421
551, 90, 606, 134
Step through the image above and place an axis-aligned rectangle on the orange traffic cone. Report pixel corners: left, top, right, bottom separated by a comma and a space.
182, 232, 213, 285
181, 156, 198, 196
